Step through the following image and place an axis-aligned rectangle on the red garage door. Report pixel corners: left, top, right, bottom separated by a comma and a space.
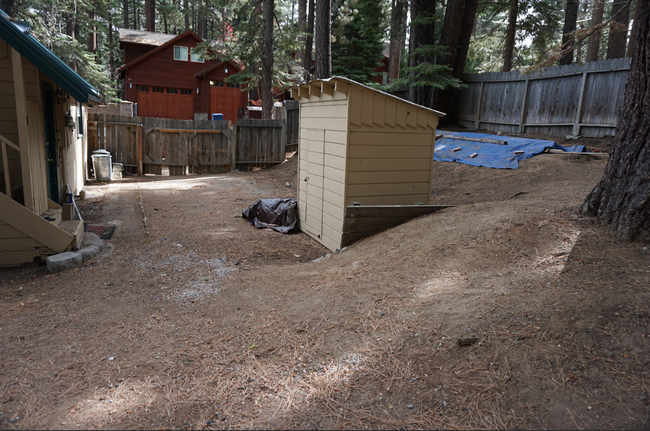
137, 86, 194, 120
209, 81, 245, 123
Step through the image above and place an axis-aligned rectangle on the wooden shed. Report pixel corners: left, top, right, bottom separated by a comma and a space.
1, 11, 101, 265
290, 77, 448, 252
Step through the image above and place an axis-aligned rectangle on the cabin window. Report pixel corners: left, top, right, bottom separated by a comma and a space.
180, 89, 192, 95
152, 87, 164, 93
167, 88, 178, 94
77, 101, 84, 138
210, 80, 224, 87
174, 45, 188, 61
190, 48, 204, 63
137, 85, 149, 92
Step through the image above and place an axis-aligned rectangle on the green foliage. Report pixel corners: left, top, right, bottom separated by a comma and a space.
13, 0, 122, 101
194, 0, 305, 96
331, 0, 388, 83
387, 44, 464, 94
465, 0, 562, 72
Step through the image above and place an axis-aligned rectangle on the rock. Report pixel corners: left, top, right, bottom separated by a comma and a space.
285, 182, 291, 187
407, 404, 414, 409
310, 254, 331, 263
457, 337, 480, 346
82, 232, 104, 251
78, 245, 101, 262
46, 252, 83, 273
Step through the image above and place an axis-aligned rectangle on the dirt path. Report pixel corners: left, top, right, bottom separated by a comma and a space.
1, 134, 649, 430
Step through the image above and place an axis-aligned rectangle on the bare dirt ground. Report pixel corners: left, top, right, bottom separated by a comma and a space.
1, 129, 649, 430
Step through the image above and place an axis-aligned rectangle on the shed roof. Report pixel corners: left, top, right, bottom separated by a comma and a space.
291, 76, 445, 118
0, 10, 101, 103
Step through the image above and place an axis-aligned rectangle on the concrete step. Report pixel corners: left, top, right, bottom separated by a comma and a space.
42, 208, 62, 226
59, 220, 85, 251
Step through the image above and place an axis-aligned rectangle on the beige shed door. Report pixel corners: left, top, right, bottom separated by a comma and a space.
302, 128, 326, 240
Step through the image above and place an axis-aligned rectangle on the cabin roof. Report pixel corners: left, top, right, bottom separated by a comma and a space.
0, 10, 101, 103
118, 28, 177, 46
117, 29, 203, 72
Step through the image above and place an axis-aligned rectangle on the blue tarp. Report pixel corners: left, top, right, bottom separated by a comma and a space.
434, 131, 586, 169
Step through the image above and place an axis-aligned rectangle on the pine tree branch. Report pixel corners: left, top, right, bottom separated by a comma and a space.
526, 0, 633, 72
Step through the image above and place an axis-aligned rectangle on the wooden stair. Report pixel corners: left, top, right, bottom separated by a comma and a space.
59, 220, 84, 251
0, 193, 82, 265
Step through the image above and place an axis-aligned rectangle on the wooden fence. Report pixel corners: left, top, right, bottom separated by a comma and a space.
88, 114, 291, 177
452, 57, 631, 138
234, 119, 286, 170
285, 100, 300, 152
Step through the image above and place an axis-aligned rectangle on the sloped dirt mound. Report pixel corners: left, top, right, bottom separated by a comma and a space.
1, 132, 649, 430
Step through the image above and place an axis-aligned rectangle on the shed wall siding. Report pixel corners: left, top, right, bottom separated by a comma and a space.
0, 40, 21, 191
297, 97, 349, 251
346, 130, 436, 206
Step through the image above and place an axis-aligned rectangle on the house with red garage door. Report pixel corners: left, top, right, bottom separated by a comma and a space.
117, 28, 248, 123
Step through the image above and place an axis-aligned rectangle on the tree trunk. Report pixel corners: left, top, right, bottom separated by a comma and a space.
1, 0, 14, 17
315, 0, 331, 79
407, 0, 419, 102
432, 0, 477, 112
184, 0, 190, 31
627, 0, 640, 57
408, 0, 435, 106
388, 0, 407, 82
304, 0, 315, 79
123, 0, 129, 28
501, 0, 518, 72
559, 0, 579, 65
65, 12, 77, 71
108, 13, 115, 81
297, 0, 307, 79
88, 7, 97, 55
145, 0, 155, 32
261, 0, 274, 119
438, 0, 466, 75
586, 0, 605, 62
607, 0, 631, 59
582, 0, 650, 242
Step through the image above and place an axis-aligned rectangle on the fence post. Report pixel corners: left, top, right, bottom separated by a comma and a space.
518, 77, 530, 134
281, 120, 287, 161
136, 125, 143, 176
573, 71, 588, 136
231, 122, 237, 171
474, 81, 484, 130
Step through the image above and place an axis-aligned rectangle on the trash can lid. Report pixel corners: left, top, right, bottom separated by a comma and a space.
92, 149, 111, 155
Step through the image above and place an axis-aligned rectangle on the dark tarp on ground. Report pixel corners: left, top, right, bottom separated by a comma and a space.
434, 131, 586, 169
242, 198, 298, 234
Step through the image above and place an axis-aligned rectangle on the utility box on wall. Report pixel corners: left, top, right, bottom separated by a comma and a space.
290, 77, 445, 252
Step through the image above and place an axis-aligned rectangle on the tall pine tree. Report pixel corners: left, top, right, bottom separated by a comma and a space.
331, 0, 386, 83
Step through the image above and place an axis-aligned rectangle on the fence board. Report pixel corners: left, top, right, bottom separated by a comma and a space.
454, 58, 631, 138
286, 100, 300, 152
87, 115, 285, 176
234, 119, 286, 170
